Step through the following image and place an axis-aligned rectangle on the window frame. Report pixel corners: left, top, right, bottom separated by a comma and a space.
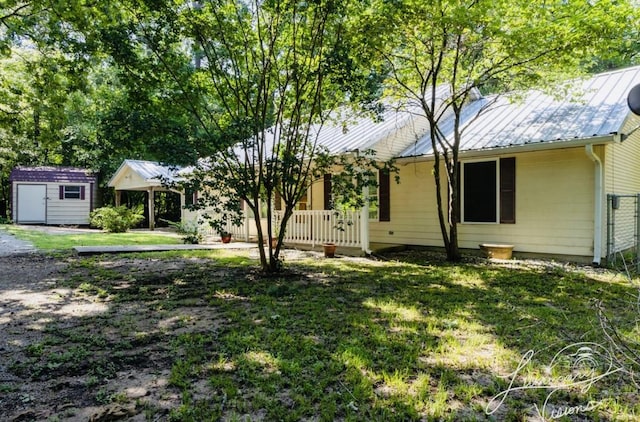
368, 173, 379, 221
460, 158, 503, 224
62, 185, 83, 200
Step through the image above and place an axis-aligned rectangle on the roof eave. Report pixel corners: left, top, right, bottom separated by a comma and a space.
397, 134, 616, 163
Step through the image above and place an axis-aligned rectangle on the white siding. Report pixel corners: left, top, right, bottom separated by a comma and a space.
12, 181, 93, 225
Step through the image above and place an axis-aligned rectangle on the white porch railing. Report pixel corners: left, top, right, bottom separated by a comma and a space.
195, 213, 250, 240
274, 210, 362, 248
193, 209, 363, 248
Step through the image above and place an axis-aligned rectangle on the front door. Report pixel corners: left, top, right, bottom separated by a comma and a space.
17, 184, 47, 223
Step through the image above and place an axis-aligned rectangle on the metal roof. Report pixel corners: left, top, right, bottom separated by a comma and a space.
9, 166, 96, 183
107, 159, 181, 187
256, 89, 450, 159
399, 65, 640, 157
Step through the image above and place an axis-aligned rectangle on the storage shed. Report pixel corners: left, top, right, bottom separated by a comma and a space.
9, 166, 97, 225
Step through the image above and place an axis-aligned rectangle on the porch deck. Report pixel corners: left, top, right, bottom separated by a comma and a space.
281, 241, 406, 257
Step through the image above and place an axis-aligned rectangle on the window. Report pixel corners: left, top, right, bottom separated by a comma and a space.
184, 187, 197, 207
59, 185, 85, 200
368, 189, 378, 220
461, 158, 515, 224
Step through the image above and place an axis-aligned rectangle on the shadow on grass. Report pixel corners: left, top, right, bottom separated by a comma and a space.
1, 251, 638, 420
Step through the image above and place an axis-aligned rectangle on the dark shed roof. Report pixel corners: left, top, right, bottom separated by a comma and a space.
9, 166, 97, 184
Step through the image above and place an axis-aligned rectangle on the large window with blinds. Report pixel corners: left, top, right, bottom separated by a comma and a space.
461, 157, 515, 224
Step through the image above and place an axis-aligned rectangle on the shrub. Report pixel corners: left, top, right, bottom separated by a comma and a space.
163, 219, 203, 244
90, 206, 144, 233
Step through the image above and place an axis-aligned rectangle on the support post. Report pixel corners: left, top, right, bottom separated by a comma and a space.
115, 190, 121, 207
148, 187, 155, 230
361, 185, 370, 254
244, 210, 250, 242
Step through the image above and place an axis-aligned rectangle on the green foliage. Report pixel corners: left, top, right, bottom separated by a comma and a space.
9, 251, 639, 420
90, 205, 144, 233
364, 0, 640, 261
163, 219, 203, 244
3, 225, 181, 249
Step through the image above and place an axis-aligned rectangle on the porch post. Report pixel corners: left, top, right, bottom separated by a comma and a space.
148, 187, 155, 230
361, 185, 370, 254
115, 190, 121, 207
244, 212, 250, 241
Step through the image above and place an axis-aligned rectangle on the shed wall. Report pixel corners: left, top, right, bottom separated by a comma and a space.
12, 181, 94, 225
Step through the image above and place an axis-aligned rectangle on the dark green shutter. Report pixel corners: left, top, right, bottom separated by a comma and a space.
500, 157, 516, 224
378, 170, 390, 222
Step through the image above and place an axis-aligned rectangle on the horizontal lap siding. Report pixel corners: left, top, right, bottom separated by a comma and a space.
603, 119, 640, 258
46, 183, 93, 225
371, 147, 595, 257
606, 115, 640, 194
370, 161, 443, 246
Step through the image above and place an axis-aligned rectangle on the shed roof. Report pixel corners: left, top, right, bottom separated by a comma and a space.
9, 166, 96, 183
399, 65, 640, 157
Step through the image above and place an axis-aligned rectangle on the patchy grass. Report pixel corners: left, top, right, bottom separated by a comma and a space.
3, 250, 640, 421
1, 225, 181, 250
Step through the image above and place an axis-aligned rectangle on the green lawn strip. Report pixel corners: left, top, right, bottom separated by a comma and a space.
0, 225, 182, 250
14, 250, 640, 421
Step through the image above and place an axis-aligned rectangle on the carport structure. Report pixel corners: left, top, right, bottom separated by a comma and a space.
107, 160, 181, 230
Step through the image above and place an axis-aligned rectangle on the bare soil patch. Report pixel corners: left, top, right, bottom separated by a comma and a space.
0, 253, 228, 421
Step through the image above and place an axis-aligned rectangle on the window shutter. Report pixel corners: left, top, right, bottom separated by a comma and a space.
500, 157, 516, 224
378, 170, 390, 222
80, 186, 86, 200
59, 186, 64, 200
323, 174, 332, 210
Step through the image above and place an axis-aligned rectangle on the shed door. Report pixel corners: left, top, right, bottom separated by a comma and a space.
17, 184, 47, 223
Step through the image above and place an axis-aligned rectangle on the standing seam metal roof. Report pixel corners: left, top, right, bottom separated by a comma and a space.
107, 159, 182, 187
399, 65, 640, 158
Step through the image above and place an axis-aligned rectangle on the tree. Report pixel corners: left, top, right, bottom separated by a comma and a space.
74, 0, 387, 272
370, 0, 639, 261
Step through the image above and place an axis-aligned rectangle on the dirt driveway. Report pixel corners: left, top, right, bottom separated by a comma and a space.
0, 242, 222, 421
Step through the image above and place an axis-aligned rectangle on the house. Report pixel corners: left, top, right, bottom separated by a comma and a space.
279, 65, 640, 263
9, 166, 97, 225
378, 66, 640, 263
111, 66, 640, 263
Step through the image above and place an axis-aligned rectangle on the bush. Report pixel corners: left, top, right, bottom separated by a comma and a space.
163, 219, 203, 244
90, 206, 144, 233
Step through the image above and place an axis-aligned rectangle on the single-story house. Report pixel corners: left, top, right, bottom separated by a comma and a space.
112, 65, 640, 263
9, 166, 97, 225
387, 66, 640, 264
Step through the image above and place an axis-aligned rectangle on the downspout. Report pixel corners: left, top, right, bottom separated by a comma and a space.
585, 144, 603, 265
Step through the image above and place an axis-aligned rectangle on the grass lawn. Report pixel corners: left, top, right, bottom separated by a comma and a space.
0, 224, 182, 250
3, 249, 640, 421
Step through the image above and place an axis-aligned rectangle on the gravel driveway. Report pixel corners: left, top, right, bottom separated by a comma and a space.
0, 229, 36, 257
